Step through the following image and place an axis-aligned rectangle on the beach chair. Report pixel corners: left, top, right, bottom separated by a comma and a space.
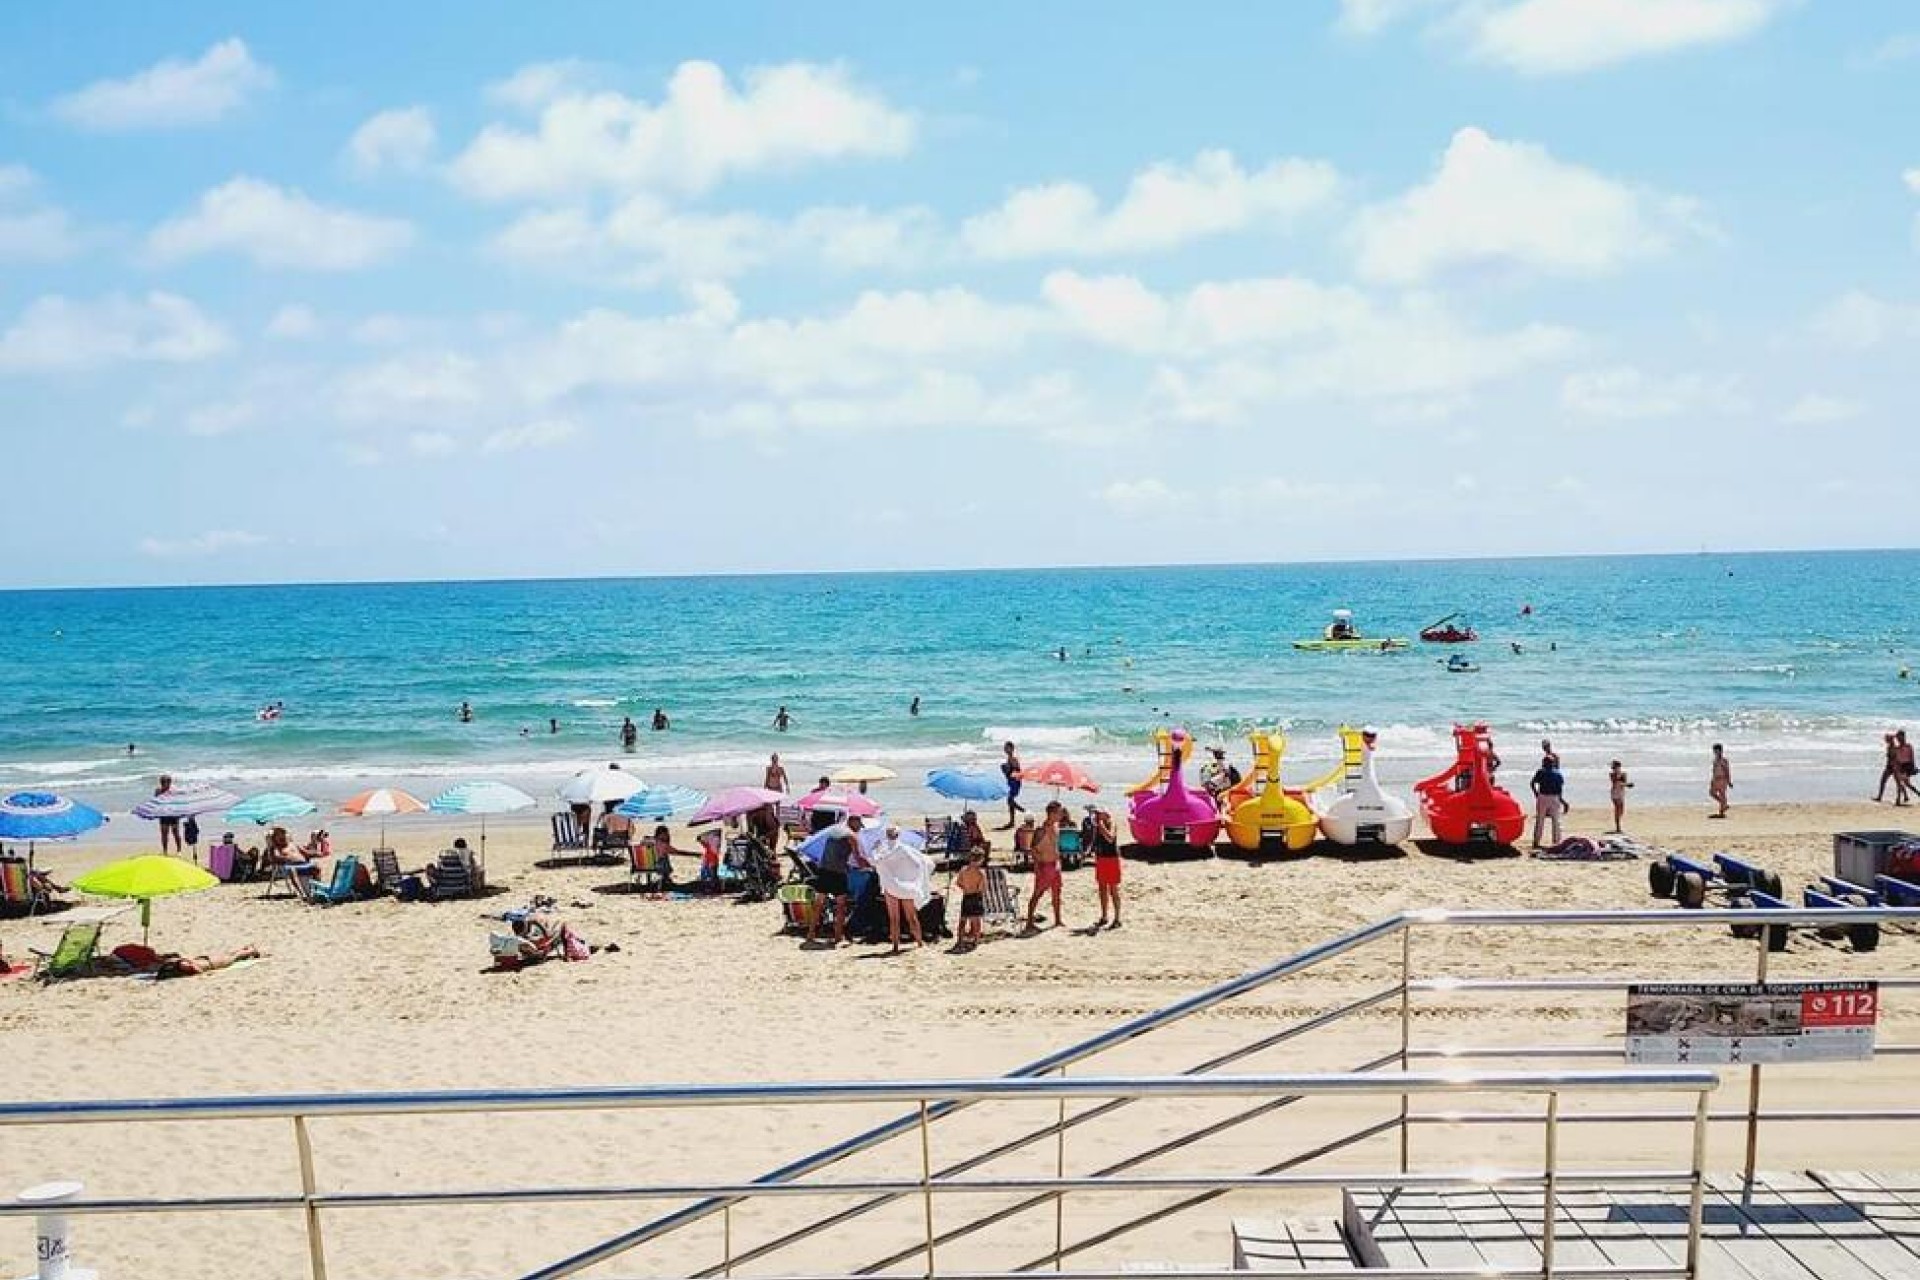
1057, 828, 1086, 870
0, 856, 49, 917
431, 849, 477, 901
592, 820, 634, 863
370, 848, 406, 890
550, 812, 587, 853
778, 804, 809, 845
776, 882, 819, 934
264, 859, 318, 901
307, 855, 361, 906
629, 839, 669, 893
32, 921, 101, 982
980, 865, 1019, 934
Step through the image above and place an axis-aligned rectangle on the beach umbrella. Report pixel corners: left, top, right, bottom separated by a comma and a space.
1019, 760, 1102, 794
925, 769, 1008, 803
616, 785, 708, 820
797, 822, 926, 864
429, 781, 535, 860
0, 791, 107, 850
830, 764, 896, 793
558, 763, 645, 806
132, 784, 240, 821
687, 786, 787, 825
225, 792, 317, 826
797, 788, 882, 817
339, 787, 427, 846
71, 854, 217, 944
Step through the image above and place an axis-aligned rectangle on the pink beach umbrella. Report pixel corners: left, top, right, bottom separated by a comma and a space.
797, 788, 882, 817
1018, 760, 1102, 794
688, 786, 788, 826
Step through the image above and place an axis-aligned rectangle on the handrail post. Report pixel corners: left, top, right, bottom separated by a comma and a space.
1540, 1092, 1558, 1279
723, 1203, 733, 1278
1398, 925, 1413, 1175
919, 1099, 936, 1280
1742, 924, 1769, 1186
1053, 1067, 1067, 1272
1686, 1088, 1709, 1279
292, 1114, 328, 1280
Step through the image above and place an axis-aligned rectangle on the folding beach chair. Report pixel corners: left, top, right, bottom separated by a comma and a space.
980, 866, 1019, 934
431, 849, 477, 901
778, 804, 810, 846
776, 882, 819, 934
629, 839, 668, 893
307, 855, 361, 906
370, 848, 405, 890
1056, 828, 1086, 870
265, 859, 318, 901
32, 920, 101, 983
550, 812, 589, 854
592, 819, 634, 864
0, 856, 49, 917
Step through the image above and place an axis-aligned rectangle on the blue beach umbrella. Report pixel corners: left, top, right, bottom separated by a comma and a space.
0, 791, 107, 855
225, 791, 318, 826
926, 769, 1009, 803
430, 781, 536, 861
617, 785, 708, 821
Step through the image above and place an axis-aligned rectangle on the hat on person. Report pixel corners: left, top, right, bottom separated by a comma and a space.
1361, 725, 1378, 737
1210, 746, 1226, 757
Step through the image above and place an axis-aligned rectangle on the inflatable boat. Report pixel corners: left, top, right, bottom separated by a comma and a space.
1127, 728, 1221, 851
1413, 723, 1525, 846
1317, 726, 1416, 846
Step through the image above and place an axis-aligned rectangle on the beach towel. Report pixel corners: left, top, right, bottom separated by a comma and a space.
870, 840, 932, 907
1535, 835, 1641, 862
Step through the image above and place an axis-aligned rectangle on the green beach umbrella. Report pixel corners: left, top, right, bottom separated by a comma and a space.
72, 854, 218, 944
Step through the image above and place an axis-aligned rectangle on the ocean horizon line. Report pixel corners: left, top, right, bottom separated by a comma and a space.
3, 541, 1916, 596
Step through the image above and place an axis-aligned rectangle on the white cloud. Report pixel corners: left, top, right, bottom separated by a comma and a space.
265, 304, 321, 340
0, 166, 81, 263
345, 107, 437, 175
1352, 127, 1703, 283
350, 314, 431, 346
337, 353, 486, 423
1810, 290, 1920, 349
450, 60, 914, 200
1907, 169, 1920, 195
486, 60, 595, 110
184, 399, 259, 437
1778, 394, 1862, 426
1865, 33, 1920, 65
1559, 365, 1745, 419
482, 419, 579, 454
962, 150, 1339, 259
51, 37, 273, 131
148, 177, 414, 271
138, 529, 267, 558
0, 292, 229, 372
1340, 0, 1786, 74
1098, 478, 1187, 515
492, 198, 939, 285
407, 432, 457, 458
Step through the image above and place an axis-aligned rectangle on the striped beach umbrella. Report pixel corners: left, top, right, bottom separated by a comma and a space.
0, 790, 107, 844
429, 781, 535, 860
132, 784, 240, 820
226, 791, 318, 826
616, 785, 708, 820
340, 787, 428, 846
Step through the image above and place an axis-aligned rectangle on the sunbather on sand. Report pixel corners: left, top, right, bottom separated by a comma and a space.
155, 946, 262, 979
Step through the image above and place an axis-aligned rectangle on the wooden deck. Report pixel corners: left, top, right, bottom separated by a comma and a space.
1336, 1171, 1920, 1278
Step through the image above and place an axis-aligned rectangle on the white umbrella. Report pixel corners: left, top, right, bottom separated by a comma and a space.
558, 763, 645, 806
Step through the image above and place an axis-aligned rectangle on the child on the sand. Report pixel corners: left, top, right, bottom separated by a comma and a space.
954, 850, 987, 948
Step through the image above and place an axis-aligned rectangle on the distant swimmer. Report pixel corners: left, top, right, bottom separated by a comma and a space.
549, 718, 560, 734
909, 696, 921, 717
126, 743, 136, 756
257, 701, 283, 723
1520, 603, 1533, 617
651, 707, 670, 731
1056, 647, 1069, 662
773, 705, 792, 732
1510, 642, 1524, 655
458, 700, 474, 723
620, 716, 638, 750
1902, 667, 1911, 681
520, 726, 531, 738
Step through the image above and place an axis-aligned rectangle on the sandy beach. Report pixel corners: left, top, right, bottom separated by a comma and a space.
2, 799, 1915, 1279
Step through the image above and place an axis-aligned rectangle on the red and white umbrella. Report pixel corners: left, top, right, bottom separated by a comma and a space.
797, 788, 882, 817
340, 787, 428, 845
1018, 760, 1102, 794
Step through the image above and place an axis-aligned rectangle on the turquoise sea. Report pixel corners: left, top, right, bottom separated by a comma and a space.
3, 550, 1918, 814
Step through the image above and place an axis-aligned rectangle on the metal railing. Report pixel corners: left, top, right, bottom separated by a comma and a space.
0, 1070, 1717, 1280
4, 902, 1915, 1280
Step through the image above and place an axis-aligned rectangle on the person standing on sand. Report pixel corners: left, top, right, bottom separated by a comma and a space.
999, 741, 1025, 830
1608, 760, 1633, 833
764, 753, 789, 793
1876, 732, 1899, 803
1708, 744, 1732, 818
1089, 805, 1122, 929
953, 851, 987, 950
1528, 756, 1566, 850
805, 816, 861, 948
1025, 802, 1065, 931
1895, 731, 1918, 806
1539, 739, 1559, 768
154, 775, 181, 855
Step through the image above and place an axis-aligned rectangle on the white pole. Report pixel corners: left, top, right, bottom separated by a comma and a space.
17, 1180, 94, 1280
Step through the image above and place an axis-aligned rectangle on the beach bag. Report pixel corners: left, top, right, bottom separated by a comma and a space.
918, 893, 950, 941
562, 925, 590, 962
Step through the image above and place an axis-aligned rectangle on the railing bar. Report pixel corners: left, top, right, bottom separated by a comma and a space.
1410, 1108, 1920, 1125
1417, 906, 1920, 925
1411, 1044, 1920, 1060
854, 1052, 1402, 1277
0, 1168, 1707, 1218
1413, 977, 1920, 993
612, 1268, 1690, 1280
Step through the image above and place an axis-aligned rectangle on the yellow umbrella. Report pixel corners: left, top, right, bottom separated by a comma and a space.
830, 764, 897, 794
72, 854, 218, 944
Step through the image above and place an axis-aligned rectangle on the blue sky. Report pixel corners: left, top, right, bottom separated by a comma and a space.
1, 0, 1917, 587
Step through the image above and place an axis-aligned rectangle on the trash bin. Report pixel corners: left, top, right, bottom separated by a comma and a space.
1833, 830, 1919, 884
